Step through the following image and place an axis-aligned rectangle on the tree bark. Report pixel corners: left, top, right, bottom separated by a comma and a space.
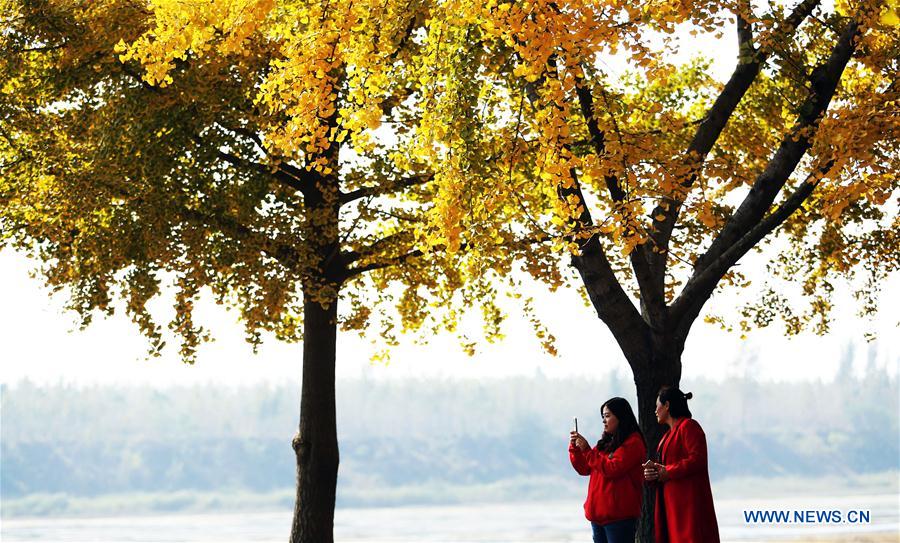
632, 339, 685, 543
289, 121, 343, 541
290, 293, 340, 543
567, 9, 861, 543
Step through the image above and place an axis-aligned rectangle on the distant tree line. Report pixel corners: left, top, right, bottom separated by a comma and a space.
2, 362, 897, 505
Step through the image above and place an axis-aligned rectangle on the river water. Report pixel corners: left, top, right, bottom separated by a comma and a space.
3, 494, 897, 542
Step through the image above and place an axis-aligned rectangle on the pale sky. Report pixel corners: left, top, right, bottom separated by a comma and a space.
1, 248, 897, 388
2, 13, 896, 388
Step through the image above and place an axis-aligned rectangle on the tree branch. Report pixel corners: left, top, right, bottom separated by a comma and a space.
342, 230, 415, 267
736, 0, 755, 50
69, 173, 304, 274
343, 247, 424, 278
569, 116, 706, 147
574, 75, 626, 202
218, 149, 303, 192
191, 133, 310, 195
215, 120, 266, 151
342, 233, 552, 279
503, 33, 650, 353
11, 41, 69, 53
276, 160, 315, 193
672, 15, 861, 328
179, 207, 303, 272
570, 232, 652, 367
568, 64, 665, 326
387, 5, 420, 63
645, 0, 822, 277
670, 163, 829, 332
119, 57, 315, 196
339, 173, 434, 205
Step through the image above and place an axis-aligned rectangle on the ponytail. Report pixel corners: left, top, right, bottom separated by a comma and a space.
658, 386, 693, 418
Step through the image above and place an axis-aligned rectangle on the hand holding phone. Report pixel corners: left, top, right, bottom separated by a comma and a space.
569, 418, 581, 448
569, 418, 588, 451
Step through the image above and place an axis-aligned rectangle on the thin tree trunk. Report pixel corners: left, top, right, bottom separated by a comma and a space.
289, 294, 339, 543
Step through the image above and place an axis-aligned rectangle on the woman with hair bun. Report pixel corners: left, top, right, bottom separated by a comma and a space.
569, 397, 647, 543
643, 386, 719, 543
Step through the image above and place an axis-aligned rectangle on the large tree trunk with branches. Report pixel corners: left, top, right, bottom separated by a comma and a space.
563, 7, 862, 540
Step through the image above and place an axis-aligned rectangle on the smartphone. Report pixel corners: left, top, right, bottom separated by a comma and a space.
573, 417, 578, 433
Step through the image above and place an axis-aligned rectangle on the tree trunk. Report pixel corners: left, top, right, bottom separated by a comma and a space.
289, 294, 339, 543
633, 336, 685, 543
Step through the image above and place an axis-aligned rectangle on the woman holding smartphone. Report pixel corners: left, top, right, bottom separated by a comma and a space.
569, 397, 646, 543
643, 386, 720, 543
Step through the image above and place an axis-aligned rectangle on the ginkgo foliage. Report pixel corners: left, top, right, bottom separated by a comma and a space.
1, 0, 507, 362
2, 0, 898, 541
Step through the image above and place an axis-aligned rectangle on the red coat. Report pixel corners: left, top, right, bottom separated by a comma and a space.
569, 432, 646, 525
654, 418, 720, 543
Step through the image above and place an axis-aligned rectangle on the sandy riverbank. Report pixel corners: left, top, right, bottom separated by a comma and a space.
764, 533, 899, 542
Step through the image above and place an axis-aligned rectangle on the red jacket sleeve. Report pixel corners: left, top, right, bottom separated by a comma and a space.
569, 444, 591, 476
665, 419, 708, 480
585, 434, 645, 479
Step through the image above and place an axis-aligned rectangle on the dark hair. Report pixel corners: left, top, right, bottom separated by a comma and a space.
658, 386, 693, 419
597, 397, 645, 454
